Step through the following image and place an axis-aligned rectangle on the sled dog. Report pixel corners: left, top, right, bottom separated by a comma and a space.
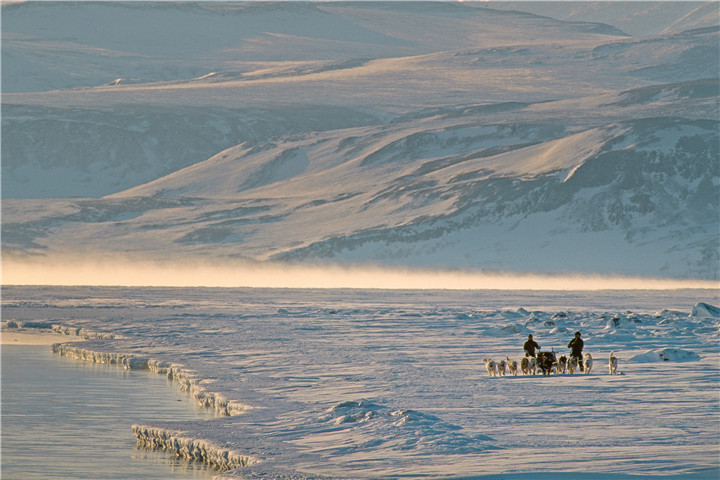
609, 351, 618, 375
483, 358, 497, 377
584, 353, 593, 374
528, 356, 537, 375
507, 357, 518, 376
497, 359, 507, 376
537, 350, 556, 376
568, 355, 579, 374
555, 355, 567, 375
520, 357, 530, 375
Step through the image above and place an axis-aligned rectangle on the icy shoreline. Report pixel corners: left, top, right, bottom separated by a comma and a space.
1, 320, 257, 473
1, 343, 223, 480
47, 339, 260, 472
132, 425, 259, 471
3, 286, 719, 479
3, 320, 117, 340
50, 343, 251, 417
2, 321, 251, 417
40, 325, 263, 473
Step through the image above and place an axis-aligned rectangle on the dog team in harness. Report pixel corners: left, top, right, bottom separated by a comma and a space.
484, 331, 610, 376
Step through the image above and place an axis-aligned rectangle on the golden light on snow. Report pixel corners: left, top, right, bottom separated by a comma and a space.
3, 256, 716, 291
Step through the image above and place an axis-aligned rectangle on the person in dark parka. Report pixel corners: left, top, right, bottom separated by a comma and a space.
523, 334, 540, 358
568, 331, 585, 371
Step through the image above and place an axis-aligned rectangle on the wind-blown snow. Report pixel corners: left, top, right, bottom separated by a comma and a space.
2, 1, 718, 281
2, 286, 718, 479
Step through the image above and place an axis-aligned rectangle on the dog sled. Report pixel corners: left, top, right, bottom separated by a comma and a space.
485, 349, 609, 377
536, 350, 556, 375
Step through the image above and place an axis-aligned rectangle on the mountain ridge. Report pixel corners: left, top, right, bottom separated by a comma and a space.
2, 2, 718, 281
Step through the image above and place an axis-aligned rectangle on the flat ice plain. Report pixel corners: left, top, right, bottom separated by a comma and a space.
2, 286, 719, 479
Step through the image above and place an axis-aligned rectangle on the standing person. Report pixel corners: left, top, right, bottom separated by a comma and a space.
523, 334, 540, 358
568, 331, 584, 372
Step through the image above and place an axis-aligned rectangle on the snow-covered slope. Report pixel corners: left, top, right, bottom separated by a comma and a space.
491, 1, 719, 36
2, 2, 718, 281
1, 1, 629, 94
1, 104, 381, 198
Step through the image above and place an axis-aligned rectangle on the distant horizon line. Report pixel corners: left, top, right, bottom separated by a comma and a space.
3, 257, 717, 291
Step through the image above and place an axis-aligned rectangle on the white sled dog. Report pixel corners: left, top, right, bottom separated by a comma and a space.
584, 353, 593, 374
520, 357, 530, 375
483, 358, 498, 377
528, 356, 537, 375
507, 357, 518, 376
497, 358, 507, 376
555, 355, 567, 375
609, 351, 618, 375
567, 355, 579, 374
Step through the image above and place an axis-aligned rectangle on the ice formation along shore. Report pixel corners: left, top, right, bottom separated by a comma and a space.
50, 343, 252, 417
132, 425, 260, 471
3, 294, 719, 478
47, 341, 254, 472
45, 337, 254, 473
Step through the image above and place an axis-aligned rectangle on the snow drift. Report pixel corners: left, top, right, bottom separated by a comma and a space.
629, 348, 702, 362
690, 302, 720, 318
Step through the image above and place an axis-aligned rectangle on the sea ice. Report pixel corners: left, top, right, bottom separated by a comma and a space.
629, 348, 703, 363
2, 286, 718, 479
690, 301, 720, 318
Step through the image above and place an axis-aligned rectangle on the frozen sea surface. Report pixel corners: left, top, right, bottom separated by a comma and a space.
2, 286, 719, 479
1, 344, 216, 480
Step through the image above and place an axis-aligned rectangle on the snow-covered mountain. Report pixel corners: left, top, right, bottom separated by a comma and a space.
2, 2, 718, 281
491, 1, 720, 36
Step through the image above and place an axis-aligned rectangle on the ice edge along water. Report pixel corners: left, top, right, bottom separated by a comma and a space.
3, 286, 719, 479
3, 319, 259, 471
49, 343, 251, 417
25, 329, 260, 472
7, 298, 719, 477
131, 425, 260, 472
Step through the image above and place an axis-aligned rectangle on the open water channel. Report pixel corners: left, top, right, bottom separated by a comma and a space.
2, 344, 216, 480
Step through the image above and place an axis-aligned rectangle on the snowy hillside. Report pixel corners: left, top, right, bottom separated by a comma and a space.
2, 1, 718, 281
491, 1, 720, 36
